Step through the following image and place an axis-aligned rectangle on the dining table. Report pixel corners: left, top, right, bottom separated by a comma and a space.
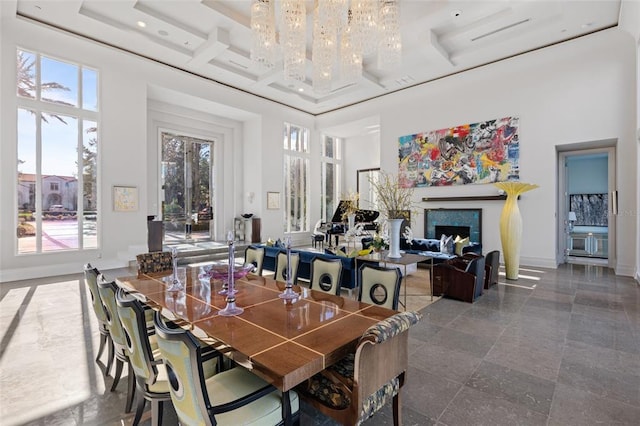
115, 267, 398, 407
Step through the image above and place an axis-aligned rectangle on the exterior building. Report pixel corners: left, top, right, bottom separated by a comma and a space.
18, 173, 78, 212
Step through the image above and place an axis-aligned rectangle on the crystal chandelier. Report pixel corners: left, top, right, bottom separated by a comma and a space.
250, 0, 402, 96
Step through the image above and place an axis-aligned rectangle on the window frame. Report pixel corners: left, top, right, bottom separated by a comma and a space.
15, 48, 100, 254
283, 122, 310, 234
320, 134, 342, 222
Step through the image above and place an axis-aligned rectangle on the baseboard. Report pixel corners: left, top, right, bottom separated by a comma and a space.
0, 257, 129, 283
518, 256, 558, 270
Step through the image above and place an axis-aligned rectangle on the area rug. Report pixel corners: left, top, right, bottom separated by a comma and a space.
403, 266, 440, 312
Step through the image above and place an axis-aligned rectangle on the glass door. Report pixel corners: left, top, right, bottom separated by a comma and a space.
161, 132, 213, 242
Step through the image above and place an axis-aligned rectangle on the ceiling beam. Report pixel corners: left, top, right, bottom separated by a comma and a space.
428, 29, 455, 66
188, 27, 230, 66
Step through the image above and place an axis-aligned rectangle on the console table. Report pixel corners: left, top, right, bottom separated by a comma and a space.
356, 251, 433, 310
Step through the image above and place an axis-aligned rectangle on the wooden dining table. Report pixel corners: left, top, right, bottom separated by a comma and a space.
116, 267, 398, 394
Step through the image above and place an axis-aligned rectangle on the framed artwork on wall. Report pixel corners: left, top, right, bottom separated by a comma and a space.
113, 185, 138, 212
267, 192, 280, 210
398, 116, 520, 187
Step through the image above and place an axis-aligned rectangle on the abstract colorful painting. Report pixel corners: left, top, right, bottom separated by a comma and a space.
398, 116, 520, 187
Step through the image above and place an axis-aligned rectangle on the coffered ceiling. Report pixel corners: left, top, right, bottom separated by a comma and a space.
14, 0, 621, 115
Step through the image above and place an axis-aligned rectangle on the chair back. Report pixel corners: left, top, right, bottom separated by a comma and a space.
354, 311, 421, 422
485, 250, 500, 288
153, 312, 215, 426
244, 246, 264, 276
97, 275, 128, 353
83, 263, 108, 328
275, 252, 300, 284
310, 257, 343, 295
357, 264, 401, 310
465, 257, 486, 300
115, 288, 160, 388
136, 251, 173, 275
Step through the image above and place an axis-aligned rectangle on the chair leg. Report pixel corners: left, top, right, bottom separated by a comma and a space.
105, 338, 115, 377
392, 393, 401, 426
125, 363, 136, 413
110, 358, 124, 392
133, 392, 146, 426
151, 400, 163, 426
96, 332, 107, 362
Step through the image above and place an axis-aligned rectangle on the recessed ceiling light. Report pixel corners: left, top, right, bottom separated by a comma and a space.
158, 30, 169, 36
137, 21, 147, 28
560, 28, 567, 33
298, 88, 304, 92
581, 22, 594, 28
451, 10, 462, 18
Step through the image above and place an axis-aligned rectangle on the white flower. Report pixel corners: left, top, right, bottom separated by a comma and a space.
403, 226, 413, 243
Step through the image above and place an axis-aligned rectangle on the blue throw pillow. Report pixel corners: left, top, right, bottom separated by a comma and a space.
427, 241, 440, 252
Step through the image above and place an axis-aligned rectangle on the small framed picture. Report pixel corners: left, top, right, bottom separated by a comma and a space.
113, 185, 138, 212
267, 192, 280, 210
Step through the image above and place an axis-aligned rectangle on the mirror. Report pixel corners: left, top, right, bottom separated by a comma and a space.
357, 168, 380, 211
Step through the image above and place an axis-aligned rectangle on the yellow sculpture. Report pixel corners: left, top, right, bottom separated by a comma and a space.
494, 182, 539, 280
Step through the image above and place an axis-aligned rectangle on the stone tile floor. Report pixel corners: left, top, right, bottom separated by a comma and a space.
0, 263, 638, 425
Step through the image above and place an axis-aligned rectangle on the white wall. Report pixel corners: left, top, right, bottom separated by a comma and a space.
621, 0, 640, 282
0, 15, 314, 282
1, 10, 638, 281
317, 28, 638, 276
344, 133, 380, 193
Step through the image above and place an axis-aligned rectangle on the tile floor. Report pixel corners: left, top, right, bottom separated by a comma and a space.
0, 263, 638, 425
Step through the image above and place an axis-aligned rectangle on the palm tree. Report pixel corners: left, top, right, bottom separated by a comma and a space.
17, 50, 72, 123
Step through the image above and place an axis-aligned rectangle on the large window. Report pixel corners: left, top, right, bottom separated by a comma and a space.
283, 123, 310, 233
320, 135, 342, 221
16, 49, 99, 254
161, 132, 214, 242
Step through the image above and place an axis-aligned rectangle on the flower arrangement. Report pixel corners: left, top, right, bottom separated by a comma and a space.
340, 190, 360, 221
369, 171, 415, 220
370, 232, 389, 252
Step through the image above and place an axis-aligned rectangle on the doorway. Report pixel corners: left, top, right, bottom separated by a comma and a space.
160, 131, 215, 243
558, 145, 616, 268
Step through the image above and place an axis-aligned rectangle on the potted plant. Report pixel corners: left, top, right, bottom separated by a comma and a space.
369, 171, 415, 258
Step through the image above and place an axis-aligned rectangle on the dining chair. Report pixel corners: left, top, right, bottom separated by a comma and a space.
244, 246, 265, 276
136, 251, 173, 275
153, 312, 301, 426
309, 257, 343, 295
83, 263, 114, 375
275, 252, 300, 285
96, 275, 137, 413
357, 263, 402, 310
298, 310, 421, 425
115, 288, 172, 426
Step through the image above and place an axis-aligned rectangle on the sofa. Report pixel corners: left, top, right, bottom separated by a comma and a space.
257, 245, 359, 291
399, 238, 482, 265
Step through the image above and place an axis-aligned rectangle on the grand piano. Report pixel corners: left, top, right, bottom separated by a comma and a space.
323, 200, 379, 246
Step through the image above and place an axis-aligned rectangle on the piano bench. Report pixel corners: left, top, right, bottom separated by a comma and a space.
312, 234, 325, 249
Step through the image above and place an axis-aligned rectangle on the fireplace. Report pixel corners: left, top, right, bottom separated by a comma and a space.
435, 225, 471, 240
424, 208, 482, 244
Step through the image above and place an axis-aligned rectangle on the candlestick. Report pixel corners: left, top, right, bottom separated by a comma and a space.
167, 246, 184, 292
279, 236, 299, 300
218, 230, 243, 316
